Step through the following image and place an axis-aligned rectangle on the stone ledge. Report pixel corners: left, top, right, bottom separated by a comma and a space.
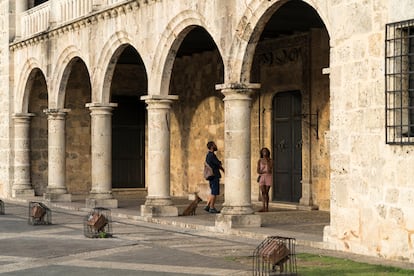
12, 189, 35, 198
86, 198, 118, 209
141, 205, 178, 217
43, 193, 72, 202
215, 214, 261, 231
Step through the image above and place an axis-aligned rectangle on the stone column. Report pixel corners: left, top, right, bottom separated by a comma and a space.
49, 0, 60, 26
85, 103, 118, 208
12, 113, 35, 197
43, 109, 71, 202
299, 90, 312, 207
140, 95, 178, 217
215, 83, 261, 230
13, 0, 28, 40
92, 0, 105, 11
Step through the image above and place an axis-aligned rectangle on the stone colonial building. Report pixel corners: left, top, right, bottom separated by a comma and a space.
0, 0, 413, 263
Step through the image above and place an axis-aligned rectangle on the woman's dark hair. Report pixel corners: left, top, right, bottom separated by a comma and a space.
260, 147, 271, 158
207, 141, 215, 149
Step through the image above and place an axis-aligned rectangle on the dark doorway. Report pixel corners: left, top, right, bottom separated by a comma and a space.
273, 91, 302, 202
112, 96, 145, 188
34, 0, 48, 6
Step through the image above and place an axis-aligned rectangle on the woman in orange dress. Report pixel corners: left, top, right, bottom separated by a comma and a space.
257, 147, 273, 212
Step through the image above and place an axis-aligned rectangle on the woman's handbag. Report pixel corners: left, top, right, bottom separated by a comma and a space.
257, 175, 261, 183
203, 162, 214, 180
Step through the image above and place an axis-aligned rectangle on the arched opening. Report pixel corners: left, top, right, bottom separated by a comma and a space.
28, 69, 48, 196
64, 58, 92, 195
169, 26, 224, 197
251, 0, 330, 210
110, 45, 148, 191
31, 0, 48, 8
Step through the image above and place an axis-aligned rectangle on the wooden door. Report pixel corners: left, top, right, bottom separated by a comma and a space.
273, 91, 302, 202
112, 96, 145, 188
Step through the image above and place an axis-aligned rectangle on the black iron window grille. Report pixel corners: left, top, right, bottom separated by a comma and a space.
386, 19, 414, 144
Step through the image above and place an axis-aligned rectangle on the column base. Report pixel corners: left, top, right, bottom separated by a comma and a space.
299, 179, 313, 206
12, 188, 35, 197
141, 205, 178, 217
86, 198, 118, 209
44, 193, 72, 202
220, 205, 255, 215
215, 214, 261, 231
144, 197, 175, 206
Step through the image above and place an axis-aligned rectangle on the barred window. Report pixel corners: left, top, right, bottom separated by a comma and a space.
386, 20, 414, 144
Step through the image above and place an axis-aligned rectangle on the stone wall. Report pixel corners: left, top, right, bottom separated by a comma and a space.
169, 50, 225, 196
64, 61, 91, 195
309, 29, 330, 210
29, 71, 48, 195
0, 1, 10, 197
324, 0, 414, 262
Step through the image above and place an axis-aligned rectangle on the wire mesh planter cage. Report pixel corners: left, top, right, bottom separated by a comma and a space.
84, 207, 112, 238
0, 200, 4, 215
28, 202, 52, 225
253, 236, 297, 275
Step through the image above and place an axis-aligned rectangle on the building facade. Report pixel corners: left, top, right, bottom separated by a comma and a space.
1, 0, 414, 262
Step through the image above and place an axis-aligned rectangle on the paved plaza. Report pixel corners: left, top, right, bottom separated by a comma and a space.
0, 201, 257, 275
0, 199, 413, 275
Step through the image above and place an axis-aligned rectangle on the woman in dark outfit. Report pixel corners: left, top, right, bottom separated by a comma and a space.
204, 141, 224, 214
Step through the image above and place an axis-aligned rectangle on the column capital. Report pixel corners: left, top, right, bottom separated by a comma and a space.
216, 83, 261, 99
86, 103, 118, 115
215, 83, 261, 91
141, 95, 179, 103
43, 108, 71, 117
12, 113, 35, 120
85, 102, 118, 109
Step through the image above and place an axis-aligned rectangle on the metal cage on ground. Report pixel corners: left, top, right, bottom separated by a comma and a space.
84, 207, 112, 238
253, 236, 297, 275
28, 201, 52, 225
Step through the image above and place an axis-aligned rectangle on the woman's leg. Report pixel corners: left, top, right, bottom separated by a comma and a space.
259, 185, 267, 212
264, 186, 270, 211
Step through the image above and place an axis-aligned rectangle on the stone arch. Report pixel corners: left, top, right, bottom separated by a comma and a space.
150, 10, 223, 96
92, 31, 138, 103
16, 58, 45, 113
52, 46, 89, 109
229, 0, 331, 83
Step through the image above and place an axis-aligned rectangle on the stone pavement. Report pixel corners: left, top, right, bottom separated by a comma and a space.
0, 200, 255, 275
1, 197, 413, 275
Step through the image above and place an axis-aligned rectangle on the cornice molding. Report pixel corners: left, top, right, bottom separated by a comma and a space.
10, 0, 144, 51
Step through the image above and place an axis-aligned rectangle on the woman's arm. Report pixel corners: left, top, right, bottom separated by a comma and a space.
267, 159, 273, 174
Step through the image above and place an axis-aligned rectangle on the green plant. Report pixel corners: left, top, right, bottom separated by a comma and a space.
297, 253, 414, 275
